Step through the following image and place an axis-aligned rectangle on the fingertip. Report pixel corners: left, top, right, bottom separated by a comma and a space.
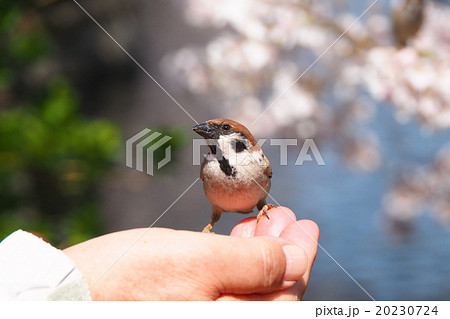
280, 219, 319, 265
254, 206, 297, 237
230, 217, 257, 237
278, 220, 319, 296
270, 206, 297, 220
297, 219, 320, 239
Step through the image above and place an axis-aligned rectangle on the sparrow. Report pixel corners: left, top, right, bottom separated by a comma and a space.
392, 0, 424, 47
193, 118, 275, 233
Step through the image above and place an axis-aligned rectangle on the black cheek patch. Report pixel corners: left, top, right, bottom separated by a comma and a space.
218, 157, 236, 177
233, 140, 247, 153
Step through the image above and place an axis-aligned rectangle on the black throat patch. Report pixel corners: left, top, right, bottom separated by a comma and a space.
218, 157, 236, 177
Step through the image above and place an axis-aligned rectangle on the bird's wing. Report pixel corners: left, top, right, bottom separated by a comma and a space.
263, 153, 272, 179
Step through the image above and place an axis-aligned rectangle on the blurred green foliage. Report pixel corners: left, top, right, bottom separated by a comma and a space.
0, 1, 121, 246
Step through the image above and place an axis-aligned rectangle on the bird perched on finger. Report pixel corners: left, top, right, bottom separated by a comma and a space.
193, 119, 275, 233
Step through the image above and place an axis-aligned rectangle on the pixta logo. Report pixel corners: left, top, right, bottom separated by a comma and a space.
126, 129, 172, 176
192, 138, 325, 166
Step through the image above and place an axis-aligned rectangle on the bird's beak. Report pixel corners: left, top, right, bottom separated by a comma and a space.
192, 122, 218, 139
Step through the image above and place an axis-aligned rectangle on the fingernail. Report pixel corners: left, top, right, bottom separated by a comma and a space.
280, 280, 297, 290
282, 244, 308, 281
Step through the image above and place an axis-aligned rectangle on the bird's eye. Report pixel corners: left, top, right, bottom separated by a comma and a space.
223, 124, 231, 130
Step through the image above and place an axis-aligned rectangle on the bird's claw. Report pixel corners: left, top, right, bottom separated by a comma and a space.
256, 204, 276, 222
202, 223, 214, 233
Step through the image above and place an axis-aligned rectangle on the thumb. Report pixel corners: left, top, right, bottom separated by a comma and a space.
206, 235, 308, 295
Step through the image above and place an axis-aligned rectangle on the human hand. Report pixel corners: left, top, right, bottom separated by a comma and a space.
226, 207, 319, 300
63, 207, 318, 300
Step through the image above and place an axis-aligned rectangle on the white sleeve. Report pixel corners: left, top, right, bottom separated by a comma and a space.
0, 230, 91, 300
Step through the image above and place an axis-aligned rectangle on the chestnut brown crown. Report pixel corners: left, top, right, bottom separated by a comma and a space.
192, 118, 257, 146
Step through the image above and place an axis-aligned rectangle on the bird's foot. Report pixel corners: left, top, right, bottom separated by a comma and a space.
256, 204, 276, 222
202, 223, 214, 233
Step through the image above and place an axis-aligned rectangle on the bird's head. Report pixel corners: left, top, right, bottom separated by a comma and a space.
193, 118, 258, 157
